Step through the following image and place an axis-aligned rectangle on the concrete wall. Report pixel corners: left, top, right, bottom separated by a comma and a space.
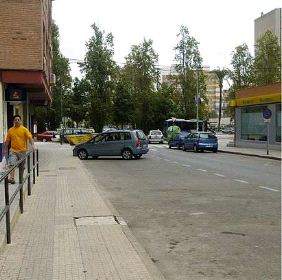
255, 8, 281, 46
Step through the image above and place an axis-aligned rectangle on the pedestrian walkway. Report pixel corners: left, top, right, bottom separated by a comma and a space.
217, 134, 281, 160
0, 143, 165, 280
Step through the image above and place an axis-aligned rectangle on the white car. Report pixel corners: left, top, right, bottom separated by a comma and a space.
148, 130, 164, 144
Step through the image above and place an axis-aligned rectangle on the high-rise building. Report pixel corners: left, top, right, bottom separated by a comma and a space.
160, 66, 228, 118
254, 8, 281, 45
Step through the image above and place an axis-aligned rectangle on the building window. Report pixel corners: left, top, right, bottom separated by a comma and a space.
276, 104, 281, 142
241, 106, 267, 141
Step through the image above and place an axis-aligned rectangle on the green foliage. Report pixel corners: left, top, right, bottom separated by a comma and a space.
112, 78, 134, 126
229, 43, 254, 89
123, 39, 159, 132
227, 32, 281, 119
174, 25, 208, 120
80, 23, 116, 132
226, 43, 255, 120
68, 78, 90, 126
254, 30, 281, 85
150, 84, 179, 130
34, 22, 72, 131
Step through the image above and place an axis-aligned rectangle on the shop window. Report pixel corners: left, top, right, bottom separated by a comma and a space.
241, 106, 267, 141
276, 104, 281, 142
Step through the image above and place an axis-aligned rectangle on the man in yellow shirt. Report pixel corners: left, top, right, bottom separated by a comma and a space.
2, 115, 35, 184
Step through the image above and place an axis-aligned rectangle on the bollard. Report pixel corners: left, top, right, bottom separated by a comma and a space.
27, 153, 31, 195
19, 164, 24, 213
4, 177, 11, 244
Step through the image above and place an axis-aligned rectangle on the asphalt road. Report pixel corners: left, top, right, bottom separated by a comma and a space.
82, 144, 281, 280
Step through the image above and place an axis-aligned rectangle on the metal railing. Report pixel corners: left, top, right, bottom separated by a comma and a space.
0, 149, 39, 244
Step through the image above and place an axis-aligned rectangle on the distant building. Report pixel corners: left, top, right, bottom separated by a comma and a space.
255, 8, 282, 45
160, 65, 229, 120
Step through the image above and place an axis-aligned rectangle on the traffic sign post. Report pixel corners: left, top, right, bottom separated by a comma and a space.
263, 109, 272, 155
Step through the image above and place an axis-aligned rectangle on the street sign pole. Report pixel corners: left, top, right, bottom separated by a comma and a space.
267, 121, 269, 155
263, 108, 272, 156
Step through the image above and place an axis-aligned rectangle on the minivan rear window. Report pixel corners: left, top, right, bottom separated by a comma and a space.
136, 130, 146, 140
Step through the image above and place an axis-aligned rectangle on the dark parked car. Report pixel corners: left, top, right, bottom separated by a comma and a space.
182, 132, 218, 152
36, 131, 57, 142
168, 131, 189, 149
73, 130, 149, 160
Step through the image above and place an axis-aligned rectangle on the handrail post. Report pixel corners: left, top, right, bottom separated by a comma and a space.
36, 149, 39, 177
19, 164, 24, 213
27, 153, 31, 195
4, 177, 11, 244
32, 151, 35, 184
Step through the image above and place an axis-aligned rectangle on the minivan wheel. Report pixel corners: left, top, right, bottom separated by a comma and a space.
122, 149, 133, 160
78, 149, 88, 160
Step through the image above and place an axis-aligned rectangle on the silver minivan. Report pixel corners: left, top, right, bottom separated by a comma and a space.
73, 130, 149, 160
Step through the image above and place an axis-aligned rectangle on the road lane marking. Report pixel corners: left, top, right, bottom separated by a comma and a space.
258, 186, 279, 192
172, 161, 179, 164
182, 164, 191, 168
196, 169, 207, 172
214, 173, 225, 177
234, 179, 249, 184
190, 212, 205, 215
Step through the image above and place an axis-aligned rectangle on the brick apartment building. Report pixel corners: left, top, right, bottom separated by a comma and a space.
0, 0, 54, 157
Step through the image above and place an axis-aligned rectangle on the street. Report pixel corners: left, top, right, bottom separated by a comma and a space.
82, 145, 280, 280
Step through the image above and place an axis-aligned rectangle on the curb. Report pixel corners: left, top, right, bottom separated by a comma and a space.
218, 149, 281, 161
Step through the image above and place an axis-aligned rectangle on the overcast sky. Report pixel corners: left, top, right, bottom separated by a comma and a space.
52, 0, 280, 78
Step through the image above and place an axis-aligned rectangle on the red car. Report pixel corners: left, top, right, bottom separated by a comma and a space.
36, 131, 57, 142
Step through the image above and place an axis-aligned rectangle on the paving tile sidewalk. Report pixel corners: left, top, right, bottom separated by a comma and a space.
217, 135, 281, 160
0, 143, 165, 280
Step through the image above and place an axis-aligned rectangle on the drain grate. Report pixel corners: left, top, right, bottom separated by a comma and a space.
74, 216, 120, 226
59, 167, 77, 170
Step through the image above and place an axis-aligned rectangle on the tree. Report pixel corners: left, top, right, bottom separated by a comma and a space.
80, 23, 116, 132
123, 39, 159, 132
151, 83, 179, 130
226, 44, 254, 120
68, 78, 90, 126
229, 43, 254, 89
212, 68, 228, 130
112, 75, 134, 127
254, 30, 281, 85
34, 22, 72, 131
174, 25, 207, 120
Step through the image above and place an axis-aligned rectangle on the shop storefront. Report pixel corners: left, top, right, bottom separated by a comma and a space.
231, 83, 281, 150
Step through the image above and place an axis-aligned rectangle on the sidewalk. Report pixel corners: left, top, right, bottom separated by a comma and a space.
0, 140, 280, 280
217, 134, 281, 160
0, 143, 165, 280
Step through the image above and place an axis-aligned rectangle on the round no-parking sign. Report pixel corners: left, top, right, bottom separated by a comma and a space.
263, 108, 272, 119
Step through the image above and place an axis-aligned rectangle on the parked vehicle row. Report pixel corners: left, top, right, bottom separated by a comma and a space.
169, 132, 218, 153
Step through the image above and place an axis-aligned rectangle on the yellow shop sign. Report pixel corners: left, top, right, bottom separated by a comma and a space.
230, 93, 281, 107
